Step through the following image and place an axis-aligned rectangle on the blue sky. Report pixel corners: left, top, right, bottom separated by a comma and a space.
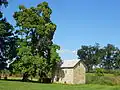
3, 0, 120, 60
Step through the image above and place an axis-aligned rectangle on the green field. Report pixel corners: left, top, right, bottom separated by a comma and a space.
0, 80, 120, 90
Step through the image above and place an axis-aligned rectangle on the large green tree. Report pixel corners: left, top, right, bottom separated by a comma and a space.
11, 2, 61, 82
77, 43, 120, 72
0, 0, 16, 70
77, 43, 103, 72
113, 49, 120, 69
101, 44, 118, 70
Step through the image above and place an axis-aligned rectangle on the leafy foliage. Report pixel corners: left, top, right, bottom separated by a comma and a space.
77, 43, 120, 72
101, 44, 119, 70
77, 43, 102, 72
0, 0, 16, 70
10, 2, 61, 82
95, 68, 104, 76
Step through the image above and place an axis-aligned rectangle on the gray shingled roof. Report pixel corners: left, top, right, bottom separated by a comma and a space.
61, 59, 80, 68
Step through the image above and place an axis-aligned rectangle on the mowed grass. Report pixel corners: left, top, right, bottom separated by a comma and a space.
0, 80, 120, 90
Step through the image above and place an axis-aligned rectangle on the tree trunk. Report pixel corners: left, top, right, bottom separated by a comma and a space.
22, 72, 29, 82
4, 75, 7, 80
87, 65, 93, 73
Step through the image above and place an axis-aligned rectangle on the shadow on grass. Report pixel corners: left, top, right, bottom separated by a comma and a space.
0, 78, 52, 84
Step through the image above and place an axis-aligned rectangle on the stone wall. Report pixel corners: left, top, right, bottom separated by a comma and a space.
58, 68, 74, 84
73, 62, 85, 84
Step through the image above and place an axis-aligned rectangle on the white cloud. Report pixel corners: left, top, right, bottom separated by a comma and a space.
72, 50, 77, 54
57, 49, 77, 54
57, 49, 78, 60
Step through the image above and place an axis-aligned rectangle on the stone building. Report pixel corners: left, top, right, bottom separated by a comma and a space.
54, 59, 86, 84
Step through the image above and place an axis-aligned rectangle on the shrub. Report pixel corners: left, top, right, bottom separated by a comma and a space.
95, 68, 104, 76
113, 70, 120, 76
86, 73, 120, 85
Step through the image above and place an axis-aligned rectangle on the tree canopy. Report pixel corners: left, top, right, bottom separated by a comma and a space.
77, 43, 120, 72
0, 0, 17, 70
10, 2, 61, 82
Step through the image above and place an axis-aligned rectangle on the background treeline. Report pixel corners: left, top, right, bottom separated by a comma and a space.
77, 43, 120, 73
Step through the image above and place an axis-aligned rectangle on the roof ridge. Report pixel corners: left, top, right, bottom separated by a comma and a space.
61, 59, 80, 68
62, 59, 80, 61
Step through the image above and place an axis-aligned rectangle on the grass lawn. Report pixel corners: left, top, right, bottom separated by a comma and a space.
0, 80, 120, 90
